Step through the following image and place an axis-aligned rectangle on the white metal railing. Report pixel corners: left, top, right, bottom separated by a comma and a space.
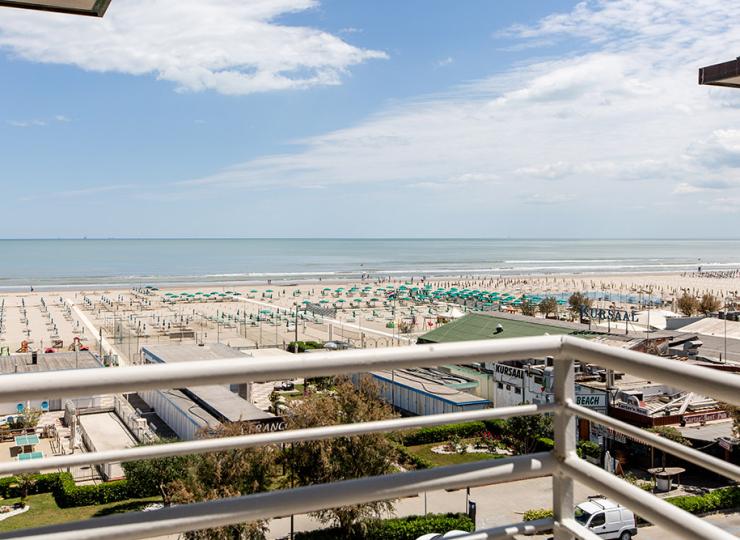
0, 335, 736, 540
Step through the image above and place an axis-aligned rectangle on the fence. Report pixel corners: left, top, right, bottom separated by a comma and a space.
0, 335, 737, 540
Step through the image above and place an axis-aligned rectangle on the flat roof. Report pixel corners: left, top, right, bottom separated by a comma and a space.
142, 344, 294, 364
184, 385, 275, 423
142, 343, 248, 363
417, 312, 574, 344
677, 420, 732, 442
0, 351, 101, 375
370, 369, 490, 406
156, 388, 221, 431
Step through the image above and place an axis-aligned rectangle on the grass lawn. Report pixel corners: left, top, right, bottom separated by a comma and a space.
0, 493, 161, 532
407, 442, 505, 467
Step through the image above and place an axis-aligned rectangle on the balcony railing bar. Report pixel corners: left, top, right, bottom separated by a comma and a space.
0, 403, 558, 476
558, 519, 603, 540
451, 517, 556, 539
565, 400, 740, 482
0, 454, 555, 540
0, 336, 564, 404
0, 336, 736, 540
561, 455, 737, 540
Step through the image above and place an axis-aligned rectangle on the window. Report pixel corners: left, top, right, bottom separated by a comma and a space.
506, 384, 511, 390
590, 513, 606, 527
514, 388, 521, 394
497, 382, 503, 389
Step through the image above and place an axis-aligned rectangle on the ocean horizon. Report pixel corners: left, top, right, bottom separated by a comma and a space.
2, 238, 739, 290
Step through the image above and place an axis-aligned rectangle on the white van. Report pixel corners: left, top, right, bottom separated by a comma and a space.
575, 497, 637, 539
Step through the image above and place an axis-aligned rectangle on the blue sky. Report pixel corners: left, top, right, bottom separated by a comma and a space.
1, 0, 739, 238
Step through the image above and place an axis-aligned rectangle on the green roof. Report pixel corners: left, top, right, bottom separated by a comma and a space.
417, 313, 573, 344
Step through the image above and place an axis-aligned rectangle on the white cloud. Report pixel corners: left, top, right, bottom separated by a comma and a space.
136, 0, 735, 233
8, 119, 47, 127
0, 0, 386, 95
436, 56, 454, 68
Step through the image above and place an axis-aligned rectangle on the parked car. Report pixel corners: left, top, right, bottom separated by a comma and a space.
273, 381, 295, 391
575, 497, 637, 539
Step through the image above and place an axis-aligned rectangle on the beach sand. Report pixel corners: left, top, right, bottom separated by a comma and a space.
1, 271, 738, 360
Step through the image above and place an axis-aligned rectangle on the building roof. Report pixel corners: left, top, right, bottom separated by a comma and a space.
142, 343, 247, 363
184, 385, 275, 423
370, 369, 490, 406
417, 312, 575, 344
676, 420, 733, 442
0, 351, 101, 375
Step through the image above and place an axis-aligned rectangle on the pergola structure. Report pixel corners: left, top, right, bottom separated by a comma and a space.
0, 0, 111, 17
699, 57, 740, 88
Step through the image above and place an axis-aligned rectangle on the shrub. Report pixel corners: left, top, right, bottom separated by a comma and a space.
482, 419, 508, 437
287, 341, 324, 353
401, 422, 487, 446
394, 444, 432, 470
523, 508, 553, 521
535, 437, 554, 451
0, 472, 60, 498
577, 440, 602, 460
53, 473, 133, 508
294, 513, 474, 540
666, 486, 740, 515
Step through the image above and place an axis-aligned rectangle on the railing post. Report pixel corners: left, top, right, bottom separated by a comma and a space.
553, 356, 576, 540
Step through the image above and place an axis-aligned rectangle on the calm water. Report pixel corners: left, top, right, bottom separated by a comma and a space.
1, 239, 739, 289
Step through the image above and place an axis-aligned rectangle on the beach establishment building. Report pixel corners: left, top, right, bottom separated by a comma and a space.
0, 351, 106, 415
140, 344, 284, 440
361, 368, 491, 416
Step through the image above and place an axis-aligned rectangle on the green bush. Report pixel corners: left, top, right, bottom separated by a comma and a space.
666, 486, 740, 515
0, 472, 137, 507
287, 341, 324, 353
294, 513, 474, 539
0, 472, 59, 498
577, 440, 602, 460
523, 508, 553, 521
402, 422, 487, 446
482, 419, 508, 437
53, 472, 132, 508
394, 443, 432, 470
535, 437, 554, 451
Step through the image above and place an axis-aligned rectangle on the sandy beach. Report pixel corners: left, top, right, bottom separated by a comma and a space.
1, 271, 738, 362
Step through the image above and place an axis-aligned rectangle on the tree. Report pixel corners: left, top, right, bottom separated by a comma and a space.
505, 414, 553, 454
677, 293, 699, 316
284, 377, 398, 536
719, 403, 740, 440
10, 408, 42, 430
15, 473, 36, 506
122, 439, 192, 505
647, 426, 691, 470
699, 293, 722, 315
539, 297, 558, 319
519, 299, 536, 317
170, 423, 275, 540
568, 293, 592, 319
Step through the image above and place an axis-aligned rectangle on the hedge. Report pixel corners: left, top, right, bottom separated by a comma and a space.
394, 443, 432, 470
523, 508, 553, 521
0, 472, 150, 508
666, 486, 740, 515
294, 513, 474, 539
402, 422, 487, 446
53, 473, 134, 508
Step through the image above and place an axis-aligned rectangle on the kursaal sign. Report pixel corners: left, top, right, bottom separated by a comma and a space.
579, 306, 639, 322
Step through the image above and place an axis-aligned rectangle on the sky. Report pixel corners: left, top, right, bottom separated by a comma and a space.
1, 0, 739, 238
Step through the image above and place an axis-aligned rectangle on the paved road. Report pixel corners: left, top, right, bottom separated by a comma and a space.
268, 476, 594, 539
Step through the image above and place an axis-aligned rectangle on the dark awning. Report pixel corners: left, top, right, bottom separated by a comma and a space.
0, 0, 111, 17
699, 57, 740, 88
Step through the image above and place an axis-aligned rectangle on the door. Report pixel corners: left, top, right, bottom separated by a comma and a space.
588, 512, 607, 537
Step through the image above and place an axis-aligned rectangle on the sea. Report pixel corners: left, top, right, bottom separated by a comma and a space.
1, 238, 739, 291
